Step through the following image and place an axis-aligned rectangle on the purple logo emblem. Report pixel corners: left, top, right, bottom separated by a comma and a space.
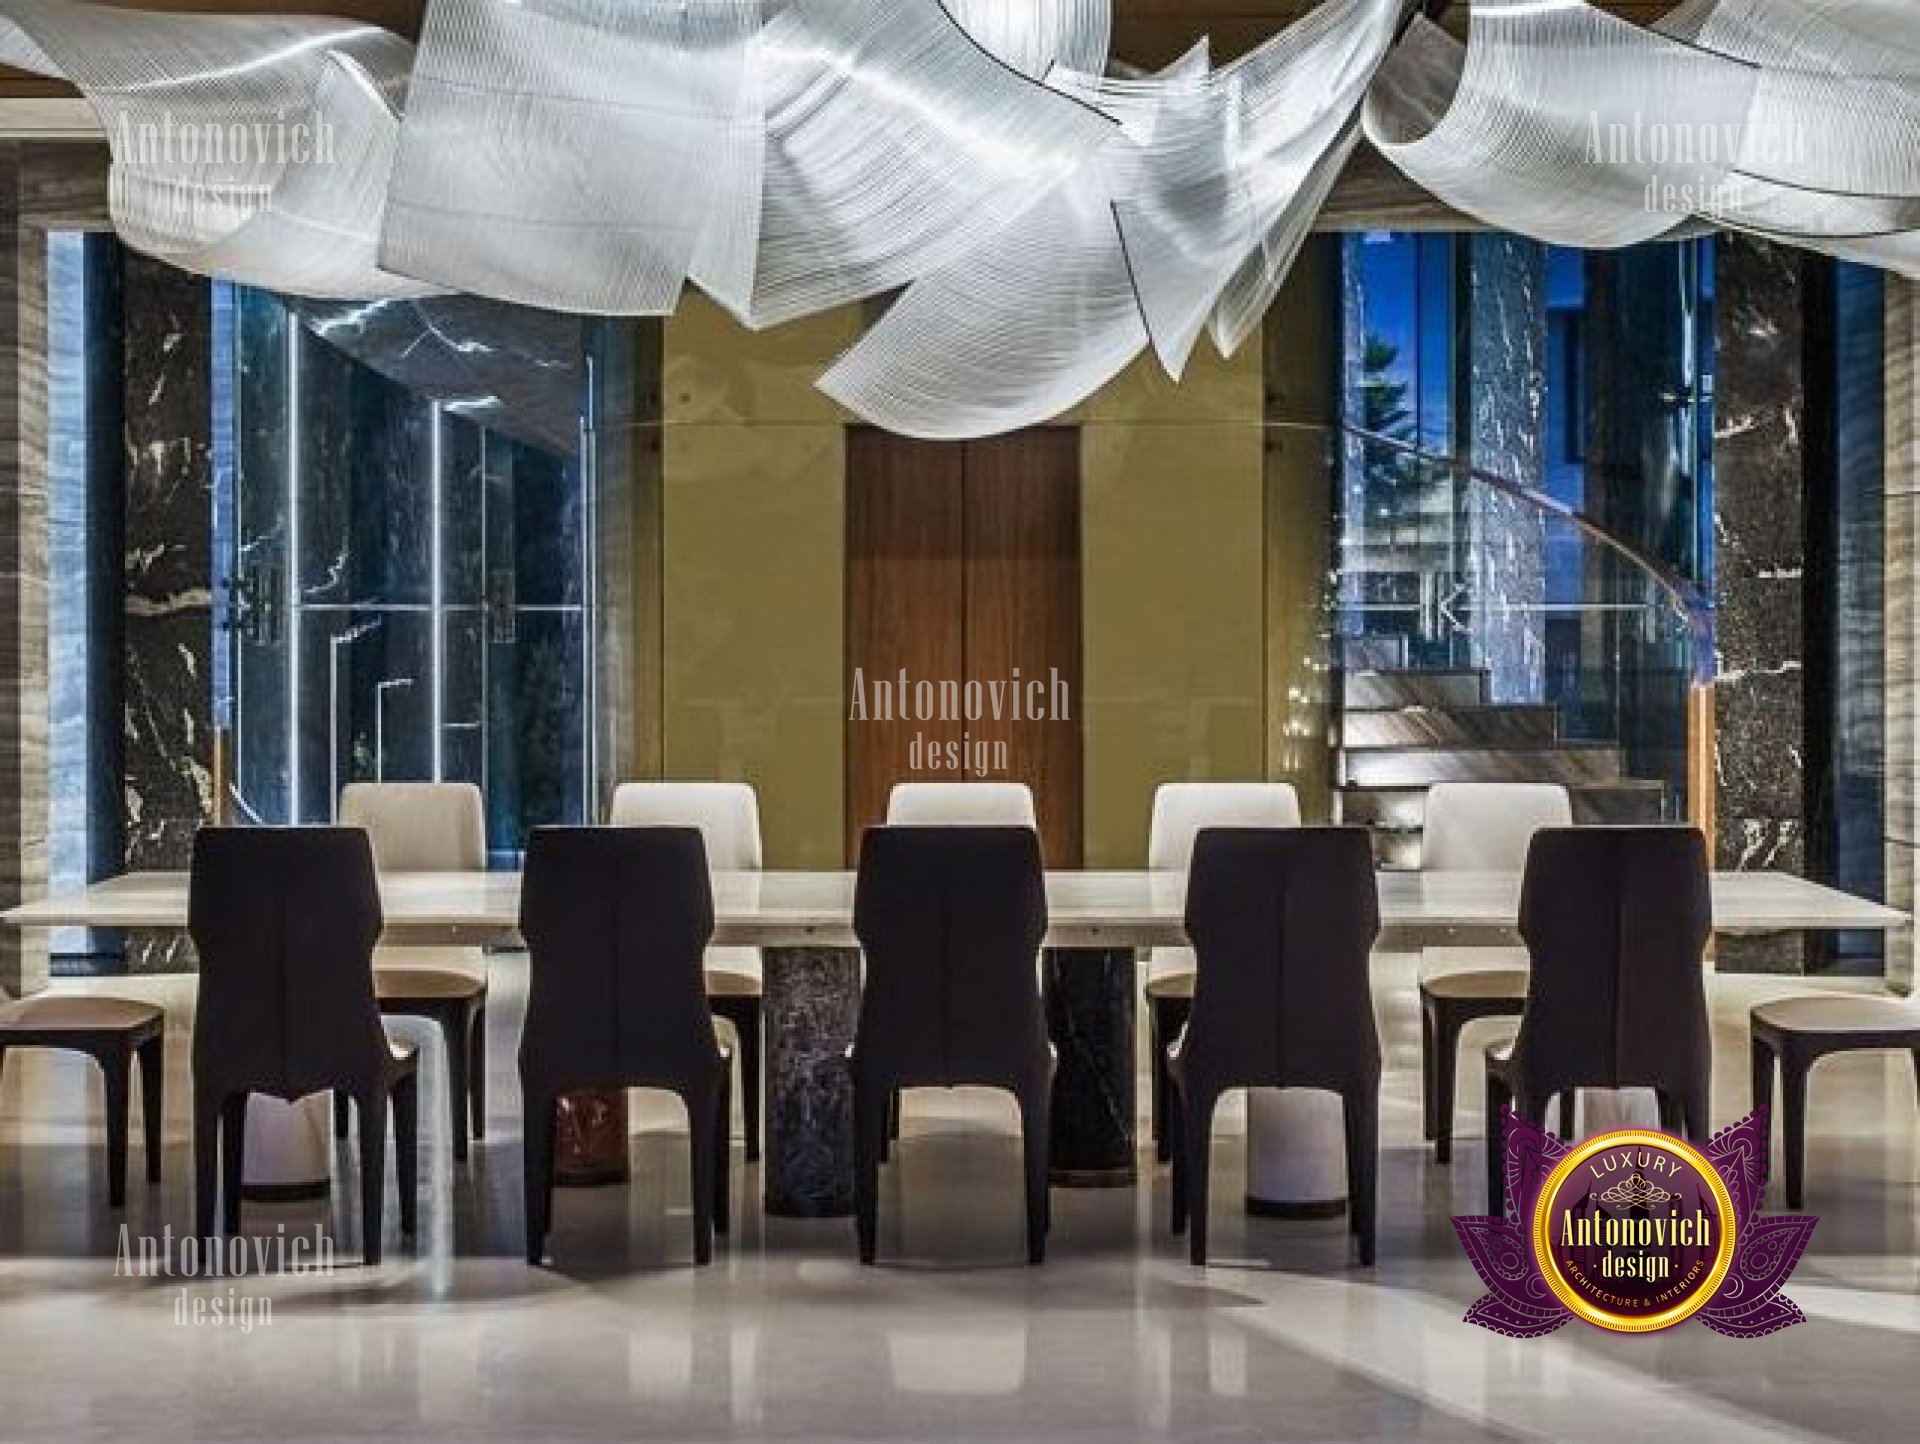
1454, 1107, 1816, 1337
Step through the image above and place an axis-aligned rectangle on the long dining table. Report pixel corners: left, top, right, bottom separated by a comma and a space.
6, 866, 1906, 1218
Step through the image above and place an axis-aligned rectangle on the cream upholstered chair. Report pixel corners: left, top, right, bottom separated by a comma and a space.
336, 781, 490, 1160
1421, 782, 1574, 872
1416, 782, 1573, 1163
1141, 783, 1302, 1161
608, 782, 766, 1160
885, 782, 1037, 828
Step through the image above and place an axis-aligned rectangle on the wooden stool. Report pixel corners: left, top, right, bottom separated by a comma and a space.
1144, 972, 1192, 1164
706, 972, 763, 1162
0, 995, 165, 1206
1751, 996, 1920, 1209
1420, 971, 1525, 1164
337, 964, 486, 1161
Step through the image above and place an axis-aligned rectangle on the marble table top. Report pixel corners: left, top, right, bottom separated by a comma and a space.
4, 867, 1905, 950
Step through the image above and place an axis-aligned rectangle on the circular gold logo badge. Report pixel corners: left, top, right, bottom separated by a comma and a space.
1531, 1129, 1738, 1333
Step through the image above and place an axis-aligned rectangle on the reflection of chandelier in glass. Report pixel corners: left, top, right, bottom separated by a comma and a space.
5, 0, 1920, 439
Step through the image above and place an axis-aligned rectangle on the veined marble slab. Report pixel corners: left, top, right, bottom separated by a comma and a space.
5, 867, 1905, 949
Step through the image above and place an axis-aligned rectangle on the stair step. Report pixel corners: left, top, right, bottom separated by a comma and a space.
1343, 669, 1488, 710
1340, 704, 1560, 750
1569, 780, 1669, 824
1342, 744, 1625, 789
1371, 830, 1423, 870
1336, 787, 1427, 831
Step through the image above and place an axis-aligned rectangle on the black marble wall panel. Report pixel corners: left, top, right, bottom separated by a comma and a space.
1463, 234, 1548, 704
121, 252, 214, 971
1713, 235, 1806, 972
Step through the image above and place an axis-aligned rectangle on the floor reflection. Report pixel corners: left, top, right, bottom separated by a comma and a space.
0, 957, 1913, 1440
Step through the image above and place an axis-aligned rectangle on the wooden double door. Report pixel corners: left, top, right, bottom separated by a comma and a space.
845, 427, 1082, 866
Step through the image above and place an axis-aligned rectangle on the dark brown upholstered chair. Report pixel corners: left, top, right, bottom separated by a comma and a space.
1167, 827, 1382, 1266
1750, 997, 1920, 1209
517, 827, 731, 1267
1485, 826, 1712, 1217
851, 825, 1052, 1265
0, 995, 164, 1207
188, 827, 419, 1260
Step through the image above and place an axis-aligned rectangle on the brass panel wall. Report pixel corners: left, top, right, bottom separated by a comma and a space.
1077, 344, 1267, 868
659, 296, 856, 869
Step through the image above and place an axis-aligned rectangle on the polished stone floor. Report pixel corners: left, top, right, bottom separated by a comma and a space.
0, 954, 1916, 1442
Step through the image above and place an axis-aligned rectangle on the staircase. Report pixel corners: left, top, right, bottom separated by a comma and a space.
1336, 668, 1667, 868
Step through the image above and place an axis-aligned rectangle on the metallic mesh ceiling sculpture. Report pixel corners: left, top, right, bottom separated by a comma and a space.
5, 0, 1920, 438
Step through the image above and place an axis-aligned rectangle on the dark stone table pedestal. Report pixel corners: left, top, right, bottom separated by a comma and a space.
763, 946, 860, 1218
1042, 948, 1138, 1186
553, 1089, 631, 1187
760, 944, 1142, 1211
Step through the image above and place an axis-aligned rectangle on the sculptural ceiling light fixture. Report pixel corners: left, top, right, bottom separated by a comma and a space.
3, 0, 1920, 439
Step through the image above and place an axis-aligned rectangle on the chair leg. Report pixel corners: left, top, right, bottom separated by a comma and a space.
1752, 1035, 1777, 1124
1150, 1000, 1170, 1164
1781, 1054, 1809, 1210
1343, 1088, 1379, 1267
334, 1091, 350, 1140
137, 1036, 164, 1184
1419, 1000, 1438, 1144
356, 1089, 389, 1266
219, 1094, 249, 1236
522, 1089, 556, 1265
685, 1086, 719, 1266
854, 1078, 888, 1265
1681, 1082, 1710, 1147
1485, 1071, 1513, 1219
1017, 1084, 1050, 1265
738, 997, 762, 1164
881, 1089, 901, 1164
468, 1002, 487, 1141
1181, 1087, 1218, 1267
193, 1093, 222, 1240
1168, 1077, 1189, 1236
713, 1066, 732, 1238
441, 1008, 471, 1164
1656, 1090, 1682, 1134
100, 1046, 131, 1209
393, 1074, 419, 1238
1433, 1008, 1461, 1165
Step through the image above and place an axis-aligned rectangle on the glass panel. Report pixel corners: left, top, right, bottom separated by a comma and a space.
227, 286, 292, 824
222, 289, 590, 849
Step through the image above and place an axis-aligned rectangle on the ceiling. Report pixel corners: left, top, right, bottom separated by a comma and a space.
0, 1, 1686, 96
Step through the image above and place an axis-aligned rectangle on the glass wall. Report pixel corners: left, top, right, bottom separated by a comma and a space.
1338, 231, 1716, 820
215, 288, 594, 857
